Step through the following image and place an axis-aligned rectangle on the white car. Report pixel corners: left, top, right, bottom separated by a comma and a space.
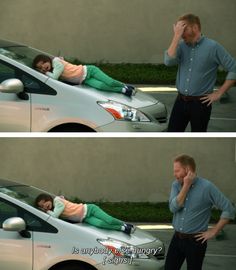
0, 178, 165, 270
0, 39, 167, 132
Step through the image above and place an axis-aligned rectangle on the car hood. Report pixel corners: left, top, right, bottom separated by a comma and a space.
73, 85, 158, 109
70, 222, 157, 246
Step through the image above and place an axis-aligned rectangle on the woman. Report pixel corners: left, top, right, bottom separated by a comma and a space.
32, 54, 135, 96
35, 193, 135, 234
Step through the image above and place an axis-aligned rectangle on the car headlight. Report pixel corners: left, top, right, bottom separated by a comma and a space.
97, 238, 149, 259
98, 101, 150, 122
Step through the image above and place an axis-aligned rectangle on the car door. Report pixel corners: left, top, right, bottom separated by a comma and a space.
21, 207, 59, 270
0, 197, 59, 270
0, 198, 32, 270
0, 60, 31, 131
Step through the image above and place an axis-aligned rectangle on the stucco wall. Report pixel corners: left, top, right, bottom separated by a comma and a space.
1, 0, 236, 63
0, 138, 235, 203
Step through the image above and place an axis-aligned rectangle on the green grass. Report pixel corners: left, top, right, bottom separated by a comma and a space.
71, 199, 235, 224
95, 202, 173, 223
68, 58, 227, 85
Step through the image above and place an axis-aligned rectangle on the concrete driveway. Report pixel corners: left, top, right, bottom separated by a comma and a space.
139, 86, 236, 132
139, 224, 236, 270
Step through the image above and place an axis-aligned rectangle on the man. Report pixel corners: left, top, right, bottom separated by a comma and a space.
165, 154, 235, 270
164, 14, 236, 132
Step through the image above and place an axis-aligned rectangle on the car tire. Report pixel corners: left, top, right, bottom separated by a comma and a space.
48, 124, 96, 132
54, 262, 95, 270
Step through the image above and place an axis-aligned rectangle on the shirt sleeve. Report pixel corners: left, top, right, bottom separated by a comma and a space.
169, 182, 184, 213
46, 57, 64, 80
164, 51, 179, 66
215, 43, 236, 80
47, 197, 65, 218
164, 42, 182, 66
209, 183, 235, 220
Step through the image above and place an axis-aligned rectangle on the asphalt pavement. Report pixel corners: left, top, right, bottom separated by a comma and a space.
139, 86, 236, 132
138, 224, 236, 270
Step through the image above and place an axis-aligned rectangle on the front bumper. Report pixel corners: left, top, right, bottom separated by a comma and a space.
96, 120, 167, 132
96, 257, 164, 270
96, 101, 168, 132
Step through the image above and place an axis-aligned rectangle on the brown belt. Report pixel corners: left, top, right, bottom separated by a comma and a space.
175, 231, 199, 239
178, 93, 205, 101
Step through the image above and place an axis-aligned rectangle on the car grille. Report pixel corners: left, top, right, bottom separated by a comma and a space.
137, 239, 165, 260
154, 250, 165, 260
140, 102, 168, 124
155, 116, 167, 124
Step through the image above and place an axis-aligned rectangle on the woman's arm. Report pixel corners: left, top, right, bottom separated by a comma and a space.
46, 58, 64, 80
47, 197, 65, 218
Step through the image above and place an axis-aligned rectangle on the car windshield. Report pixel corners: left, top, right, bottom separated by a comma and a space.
0, 46, 53, 67
0, 185, 54, 207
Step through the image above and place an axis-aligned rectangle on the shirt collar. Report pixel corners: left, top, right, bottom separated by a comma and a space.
191, 176, 198, 187
196, 35, 205, 44
186, 35, 205, 47
177, 176, 199, 188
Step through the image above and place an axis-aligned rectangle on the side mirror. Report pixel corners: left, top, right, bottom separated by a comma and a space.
3, 217, 26, 232
0, 79, 24, 94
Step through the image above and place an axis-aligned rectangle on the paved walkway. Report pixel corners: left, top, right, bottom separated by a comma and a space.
138, 223, 236, 270
138, 86, 236, 132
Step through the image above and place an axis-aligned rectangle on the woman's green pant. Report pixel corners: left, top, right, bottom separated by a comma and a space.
83, 204, 124, 230
83, 65, 124, 93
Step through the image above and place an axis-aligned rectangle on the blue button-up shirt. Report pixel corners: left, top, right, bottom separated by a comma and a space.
169, 177, 235, 233
164, 36, 236, 96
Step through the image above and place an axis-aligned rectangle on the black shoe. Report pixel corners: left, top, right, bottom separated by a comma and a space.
123, 88, 133, 97
124, 227, 131, 235
124, 223, 136, 234
126, 85, 137, 96
126, 84, 135, 90
123, 223, 132, 235
126, 223, 136, 233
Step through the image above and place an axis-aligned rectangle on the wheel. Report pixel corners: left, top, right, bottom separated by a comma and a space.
53, 262, 95, 270
48, 124, 96, 132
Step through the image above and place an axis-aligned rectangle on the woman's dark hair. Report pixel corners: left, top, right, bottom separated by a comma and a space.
34, 193, 53, 208
32, 54, 52, 70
